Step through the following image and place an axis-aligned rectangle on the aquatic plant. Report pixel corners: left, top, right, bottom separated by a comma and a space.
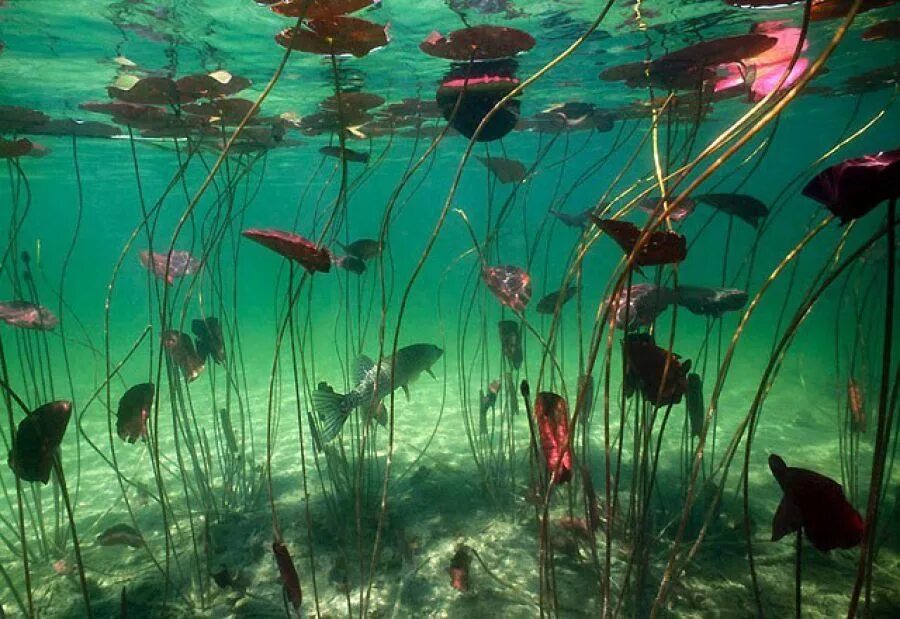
0, 0, 898, 617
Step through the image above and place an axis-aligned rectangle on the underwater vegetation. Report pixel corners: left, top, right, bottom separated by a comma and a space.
0, 0, 899, 617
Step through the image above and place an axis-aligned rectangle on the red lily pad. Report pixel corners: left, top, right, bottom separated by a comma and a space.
802, 148, 900, 223
591, 217, 687, 266
175, 72, 252, 100
269, 0, 379, 18
139, 250, 201, 285
275, 17, 389, 58
769, 454, 864, 551
273, 541, 302, 610
242, 228, 332, 273
601, 34, 777, 90
533, 392, 573, 484
116, 383, 154, 444
0, 300, 58, 330
482, 265, 532, 311
162, 331, 206, 383
862, 19, 900, 41
108, 77, 194, 105
420, 25, 535, 61
0, 137, 34, 158
183, 98, 257, 124
0, 106, 51, 133
622, 334, 690, 406
7, 401, 72, 484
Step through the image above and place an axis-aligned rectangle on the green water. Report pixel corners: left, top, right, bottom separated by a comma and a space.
1, 0, 899, 617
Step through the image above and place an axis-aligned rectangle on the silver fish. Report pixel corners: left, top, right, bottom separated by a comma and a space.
312, 344, 444, 442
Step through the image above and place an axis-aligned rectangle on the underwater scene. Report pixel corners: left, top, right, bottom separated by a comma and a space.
1, 0, 899, 617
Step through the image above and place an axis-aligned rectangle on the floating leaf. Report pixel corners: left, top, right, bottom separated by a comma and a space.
420, 25, 535, 61
275, 17, 389, 58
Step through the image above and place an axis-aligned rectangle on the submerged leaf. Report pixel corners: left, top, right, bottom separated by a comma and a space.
592, 217, 687, 266
116, 383, 155, 444
482, 265, 532, 311
242, 228, 332, 273
8, 401, 72, 484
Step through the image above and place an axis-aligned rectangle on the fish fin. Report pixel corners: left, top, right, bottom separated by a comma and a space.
425, 368, 437, 380
306, 409, 323, 452
401, 384, 410, 400
771, 496, 802, 542
354, 355, 375, 386
312, 383, 350, 443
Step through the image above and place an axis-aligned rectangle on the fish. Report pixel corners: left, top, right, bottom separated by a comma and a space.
339, 238, 381, 260
7, 400, 72, 484
116, 383, 154, 444
674, 286, 748, 317
320, 145, 369, 163
532, 391, 573, 484
550, 207, 594, 228
610, 284, 676, 329
139, 250, 200, 285
768, 454, 864, 552
272, 541, 302, 610
694, 193, 769, 229
636, 196, 695, 222
477, 155, 528, 184
161, 330, 205, 382
97, 523, 144, 548
536, 286, 578, 314
332, 254, 367, 274
0, 300, 58, 330
192, 317, 226, 364
685, 373, 704, 437
447, 545, 472, 592
312, 344, 444, 442
498, 320, 523, 369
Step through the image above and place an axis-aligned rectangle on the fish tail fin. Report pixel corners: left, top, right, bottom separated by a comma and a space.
312, 382, 351, 442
